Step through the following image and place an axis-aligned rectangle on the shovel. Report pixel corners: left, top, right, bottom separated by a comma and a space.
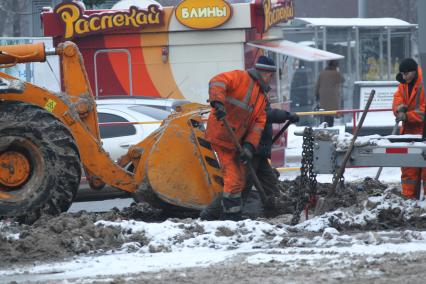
221, 117, 271, 207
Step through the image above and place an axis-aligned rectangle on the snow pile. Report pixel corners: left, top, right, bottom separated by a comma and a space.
333, 133, 383, 150
296, 188, 426, 233
332, 132, 426, 151
0, 221, 20, 241
97, 219, 288, 253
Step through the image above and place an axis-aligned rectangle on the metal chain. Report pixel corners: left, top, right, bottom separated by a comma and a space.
291, 127, 317, 225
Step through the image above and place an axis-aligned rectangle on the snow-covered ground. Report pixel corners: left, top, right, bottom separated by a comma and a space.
1, 125, 425, 283
2, 201, 426, 283
3, 225, 426, 283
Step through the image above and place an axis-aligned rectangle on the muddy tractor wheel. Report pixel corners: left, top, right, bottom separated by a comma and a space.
0, 102, 81, 223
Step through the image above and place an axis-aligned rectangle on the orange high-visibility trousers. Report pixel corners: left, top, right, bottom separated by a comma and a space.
212, 144, 247, 195
401, 167, 426, 198
212, 144, 246, 213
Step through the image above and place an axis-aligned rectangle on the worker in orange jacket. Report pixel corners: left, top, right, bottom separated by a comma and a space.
204, 56, 276, 220
392, 58, 425, 199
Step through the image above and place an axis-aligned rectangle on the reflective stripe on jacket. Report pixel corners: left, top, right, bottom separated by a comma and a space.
392, 67, 425, 134
205, 70, 267, 149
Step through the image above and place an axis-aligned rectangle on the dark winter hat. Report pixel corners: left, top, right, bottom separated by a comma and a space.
255, 55, 276, 72
399, 58, 418, 73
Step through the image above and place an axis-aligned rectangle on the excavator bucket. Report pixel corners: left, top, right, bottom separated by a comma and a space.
122, 103, 224, 211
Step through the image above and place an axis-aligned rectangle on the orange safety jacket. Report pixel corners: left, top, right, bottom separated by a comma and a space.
392, 67, 425, 134
205, 70, 267, 149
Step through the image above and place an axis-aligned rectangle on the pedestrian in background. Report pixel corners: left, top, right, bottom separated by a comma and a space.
392, 57, 426, 199
315, 60, 345, 127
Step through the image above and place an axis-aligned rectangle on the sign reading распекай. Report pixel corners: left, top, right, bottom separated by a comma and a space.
54, 2, 164, 39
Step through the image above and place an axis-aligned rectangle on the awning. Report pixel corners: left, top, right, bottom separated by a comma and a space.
247, 40, 344, 62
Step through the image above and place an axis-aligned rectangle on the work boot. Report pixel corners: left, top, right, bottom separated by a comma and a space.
199, 193, 222, 221
220, 192, 243, 221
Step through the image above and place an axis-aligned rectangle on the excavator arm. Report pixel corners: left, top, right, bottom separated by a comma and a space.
1, 41, 137, 192
0, 41, 222, 221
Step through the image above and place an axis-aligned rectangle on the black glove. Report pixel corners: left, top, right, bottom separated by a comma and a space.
396, 112, 407, 122
211, 101, 226, 121
240, 142, 254, 164
397, 104, 408, 113
288, 113, 300, 124
396, 104, 408, 122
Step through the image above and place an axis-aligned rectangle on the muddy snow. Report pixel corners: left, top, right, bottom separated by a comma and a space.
1, 177, 426, 283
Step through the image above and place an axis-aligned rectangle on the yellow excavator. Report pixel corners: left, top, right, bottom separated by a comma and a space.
0, 41, 223, 222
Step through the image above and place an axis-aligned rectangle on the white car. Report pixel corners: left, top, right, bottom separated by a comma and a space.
96, 102, 171, 161
96, 96, 191, 112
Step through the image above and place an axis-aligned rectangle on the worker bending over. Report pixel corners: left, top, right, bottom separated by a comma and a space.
203, 56, 300, 220
203, 56, 278, 221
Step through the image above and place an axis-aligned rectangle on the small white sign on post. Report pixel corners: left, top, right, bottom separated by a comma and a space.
356, 81, 398, 127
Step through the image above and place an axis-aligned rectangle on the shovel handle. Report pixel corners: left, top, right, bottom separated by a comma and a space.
221, 118, 269, 206
272, 120, 292, 144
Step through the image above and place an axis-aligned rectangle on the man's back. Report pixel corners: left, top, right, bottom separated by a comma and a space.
316, 68, 344, 110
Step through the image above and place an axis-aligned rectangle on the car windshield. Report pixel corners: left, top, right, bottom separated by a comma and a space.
128, 105, 170, 120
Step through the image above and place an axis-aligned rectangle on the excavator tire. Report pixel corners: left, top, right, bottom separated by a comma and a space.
0, 101, 81, 223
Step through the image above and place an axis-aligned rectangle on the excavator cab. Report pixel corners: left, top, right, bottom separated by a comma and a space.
0, 41, 222, 222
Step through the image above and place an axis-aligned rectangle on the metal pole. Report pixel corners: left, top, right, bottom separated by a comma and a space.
416, 0, 426, 200
314, 27, 319, 83
358, 0, 367, 18
387, 27, 392, 80
355, 27, 360, 81
418, 0, 426, 91
417, 0, 426, 140
322, 26, 327, 70
379, 30, 383, 79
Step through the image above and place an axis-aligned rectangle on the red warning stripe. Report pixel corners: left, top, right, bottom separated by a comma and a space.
385, 148, 408, 154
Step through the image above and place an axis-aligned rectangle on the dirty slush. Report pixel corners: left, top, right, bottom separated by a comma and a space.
2, 178, 426, 283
